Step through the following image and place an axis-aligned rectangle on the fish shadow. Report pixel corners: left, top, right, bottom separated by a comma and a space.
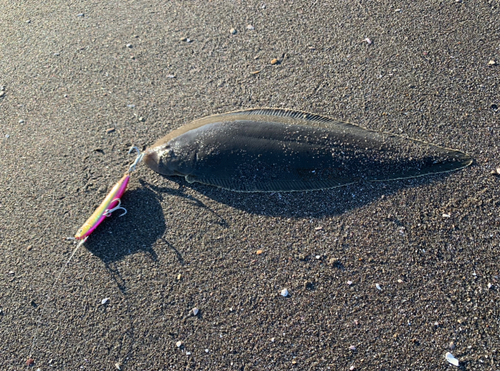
161, 172, 458, 218
83, 186, 166, 263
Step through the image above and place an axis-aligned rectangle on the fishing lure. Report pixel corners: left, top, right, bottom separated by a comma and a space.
143, 108, 472, 192
74, 146, 143, 240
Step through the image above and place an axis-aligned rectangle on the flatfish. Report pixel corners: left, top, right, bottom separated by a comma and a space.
143, 109, 472, 192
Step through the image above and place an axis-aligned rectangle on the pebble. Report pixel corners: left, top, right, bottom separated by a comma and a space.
126, 44, 133, 48
230, 28, 237, 35
347, 280, 353, 285
281, 288, 289, 297
256, 249, 263, 255
106, 128, 115, 134
491, 168, 500, 176
0, 85, 4, 91
376, 284, 382, 290
488, 60, 497, 66
363, 37, 372, 45
176, 341, 183, 348
270, 58, 279, 65
349, 345, 356, 351
205, 349, 209, 353
101, 298, 110, 305
26, 20, 31, 23
192, 307, 199, 316
0, 91, 4, 97
127, 104, 135, 108
445, 352, 459, 366
138, 117, 145, 122
115, 362, 121, 370
246, 25, 255, 30
5, 134, 9, 139
19, 119, 24, 124
26, 358, 34, 366
77, 13, 84, 17
328, 257, 340, 266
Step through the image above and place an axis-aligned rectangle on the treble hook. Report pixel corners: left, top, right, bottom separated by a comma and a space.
127, 146, 144, 174
104, 198, 127, 217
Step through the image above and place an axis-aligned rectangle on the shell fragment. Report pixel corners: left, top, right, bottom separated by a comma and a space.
445, 352, 459, 366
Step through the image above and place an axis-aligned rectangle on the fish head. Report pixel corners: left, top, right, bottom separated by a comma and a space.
143, 145, 179, 175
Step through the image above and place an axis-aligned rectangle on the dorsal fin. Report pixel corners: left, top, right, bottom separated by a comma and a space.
150, 108, 344, 148
225, 108, 336, 125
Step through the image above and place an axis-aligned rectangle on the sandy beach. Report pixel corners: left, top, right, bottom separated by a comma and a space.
1, 1, 499, 369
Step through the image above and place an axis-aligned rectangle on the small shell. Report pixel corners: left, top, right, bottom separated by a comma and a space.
281, 288, 289, 297
445, 352, 459, 366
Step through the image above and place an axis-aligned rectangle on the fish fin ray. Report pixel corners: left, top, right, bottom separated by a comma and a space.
190, 176, 357, 193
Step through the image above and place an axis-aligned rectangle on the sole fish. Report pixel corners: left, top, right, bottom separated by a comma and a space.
143, 109, 472, 192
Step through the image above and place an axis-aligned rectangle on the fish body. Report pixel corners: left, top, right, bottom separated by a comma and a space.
144, 109, 472, 192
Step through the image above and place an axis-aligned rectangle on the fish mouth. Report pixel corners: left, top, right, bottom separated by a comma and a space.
143, 149, 159, 172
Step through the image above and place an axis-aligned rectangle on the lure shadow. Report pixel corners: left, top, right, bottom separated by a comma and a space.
160, 172, 459, 218
83, 186, 166, 263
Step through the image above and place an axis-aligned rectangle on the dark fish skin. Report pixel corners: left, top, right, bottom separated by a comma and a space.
143, 109, 472, 192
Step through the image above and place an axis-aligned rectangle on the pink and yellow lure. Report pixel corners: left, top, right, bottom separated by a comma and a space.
74, 147, 143, 240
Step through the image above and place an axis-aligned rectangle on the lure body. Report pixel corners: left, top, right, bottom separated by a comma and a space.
74, 173, 130, 240
143, 108, 472, 192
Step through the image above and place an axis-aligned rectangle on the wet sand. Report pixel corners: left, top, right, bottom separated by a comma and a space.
1, 1, 499, 370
